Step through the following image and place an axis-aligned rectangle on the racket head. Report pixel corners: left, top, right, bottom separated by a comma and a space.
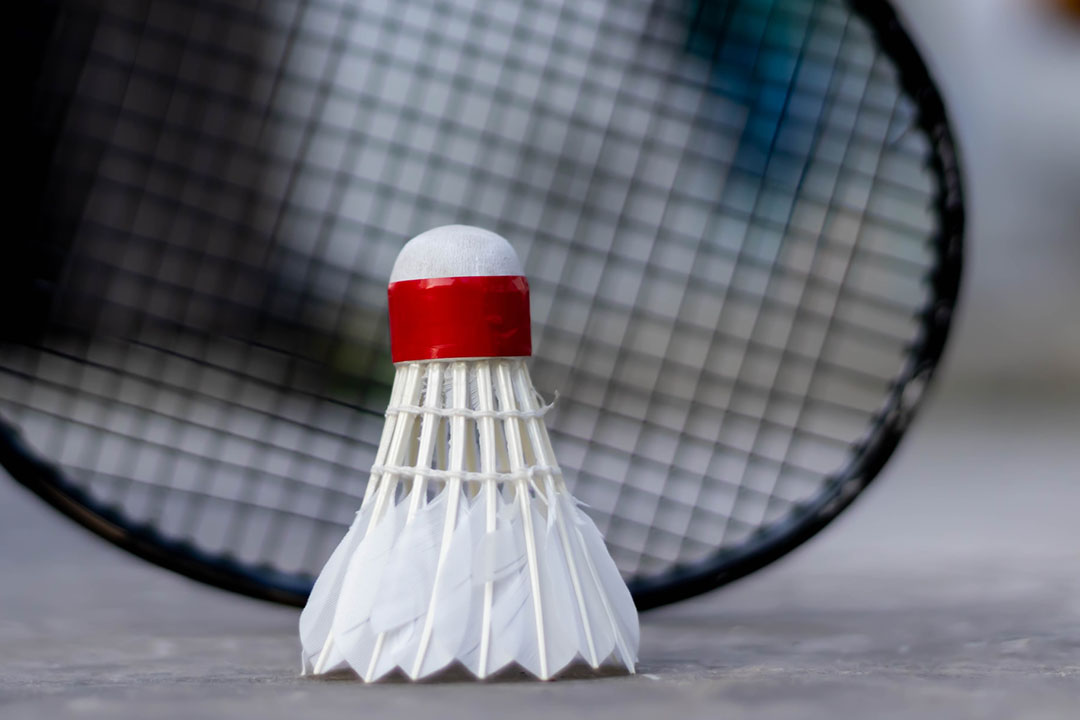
1, 0, 962, 609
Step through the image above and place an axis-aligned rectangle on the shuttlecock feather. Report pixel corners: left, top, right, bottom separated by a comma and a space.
299, 225, 640, 681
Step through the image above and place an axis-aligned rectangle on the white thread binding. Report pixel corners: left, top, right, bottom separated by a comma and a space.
369, 464, 561, 484
385, 392, 557, 420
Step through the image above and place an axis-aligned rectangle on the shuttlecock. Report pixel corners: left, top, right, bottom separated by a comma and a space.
299, 225, 640, 681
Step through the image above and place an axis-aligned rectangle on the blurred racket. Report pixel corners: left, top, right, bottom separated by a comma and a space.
1, 0, 962, 608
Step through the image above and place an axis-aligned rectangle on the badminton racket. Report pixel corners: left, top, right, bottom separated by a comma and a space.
1, 0, 962, 609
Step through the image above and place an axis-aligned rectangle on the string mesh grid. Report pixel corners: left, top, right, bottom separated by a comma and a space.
2, 0, 939, 585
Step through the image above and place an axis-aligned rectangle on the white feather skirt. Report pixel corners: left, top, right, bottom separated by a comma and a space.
299, 358, 640, 681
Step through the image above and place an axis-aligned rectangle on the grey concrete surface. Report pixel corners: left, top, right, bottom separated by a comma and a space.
1, 386, 1078, 720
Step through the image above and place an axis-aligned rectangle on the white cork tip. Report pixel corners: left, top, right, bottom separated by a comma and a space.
390, 225, 523, 283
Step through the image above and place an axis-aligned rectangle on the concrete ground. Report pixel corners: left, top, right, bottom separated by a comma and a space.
1, 384, 1077, 720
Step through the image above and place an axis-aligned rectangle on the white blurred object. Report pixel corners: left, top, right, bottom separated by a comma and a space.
299, 227, 639, 681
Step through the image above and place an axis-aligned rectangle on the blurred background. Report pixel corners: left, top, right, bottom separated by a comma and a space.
807, 0, 1080, 560
898, 0, 1080, 390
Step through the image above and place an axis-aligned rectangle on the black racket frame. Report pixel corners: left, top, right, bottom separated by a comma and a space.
0, 0, 963, 610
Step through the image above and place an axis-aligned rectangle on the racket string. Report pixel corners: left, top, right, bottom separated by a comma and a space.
3, 0, 943, 582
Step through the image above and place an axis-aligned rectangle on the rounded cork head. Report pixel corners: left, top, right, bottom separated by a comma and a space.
389, 225, 524, 284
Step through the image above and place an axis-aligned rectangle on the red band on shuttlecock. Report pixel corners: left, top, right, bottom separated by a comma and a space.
388, 275, 532, 362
